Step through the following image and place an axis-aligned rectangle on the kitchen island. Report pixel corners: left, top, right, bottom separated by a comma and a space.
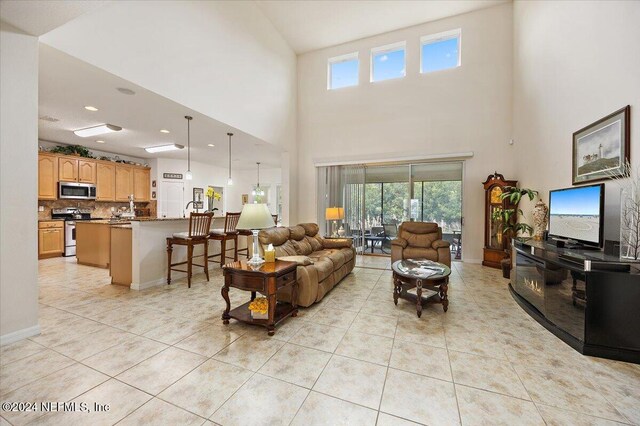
76, 220, 130, 268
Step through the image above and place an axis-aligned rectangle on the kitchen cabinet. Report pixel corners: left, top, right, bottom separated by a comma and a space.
76, 222, 111, 268
78, 160, 97, 184
115, 165, 134, 202
133, 167, 150, 202
58, 157, 79, 182
38, 220, 64, 259
38, 153, 58, 200
96, 162, 116, 201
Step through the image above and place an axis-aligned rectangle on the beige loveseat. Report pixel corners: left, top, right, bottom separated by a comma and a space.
258, 223, 355, 307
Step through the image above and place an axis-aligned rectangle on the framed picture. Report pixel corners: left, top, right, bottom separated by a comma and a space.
242, 194, 249, 205
573, 105, 630, 185
193, 187, 204, 209
152, 180, 156, 188
151, 191, 156, 199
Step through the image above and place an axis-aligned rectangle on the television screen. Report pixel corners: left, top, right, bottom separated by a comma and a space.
548, 184, 604, 246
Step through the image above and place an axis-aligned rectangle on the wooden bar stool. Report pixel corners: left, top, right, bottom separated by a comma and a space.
209, 212, 241, 267
238, 214, 278, 259
167, 212, 213, 288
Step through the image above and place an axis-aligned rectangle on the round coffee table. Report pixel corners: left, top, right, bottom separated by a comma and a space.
392, 259, 451, 317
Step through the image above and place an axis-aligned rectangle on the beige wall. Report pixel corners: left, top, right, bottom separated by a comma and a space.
297, 4, 514, 262
512, 0, 640, 241
1, 22, 40, 343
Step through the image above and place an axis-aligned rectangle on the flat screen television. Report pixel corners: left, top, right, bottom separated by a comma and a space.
548, 183, 605, 248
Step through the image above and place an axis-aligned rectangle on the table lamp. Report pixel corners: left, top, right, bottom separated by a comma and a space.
236, 203, 276, 266
325, 207, 344, 237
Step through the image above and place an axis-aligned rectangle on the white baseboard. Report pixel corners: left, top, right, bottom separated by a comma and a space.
462, 258, 482, 264
1, 324, 41, 346
131, 277, 167, 291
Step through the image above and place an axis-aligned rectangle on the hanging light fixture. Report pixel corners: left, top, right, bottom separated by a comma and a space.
185, 115, 193, 180
252, 162, 265, 199
227, 132, 233, 185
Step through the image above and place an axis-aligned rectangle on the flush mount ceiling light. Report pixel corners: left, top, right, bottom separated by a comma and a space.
207, 144, 215, 147
144, 143, 184, 153
95, 140, 105, 144
185, 116, 193, 180
84, 106, 98, 111
160, 129, 170, 134
116, 87, 135, 95
227, 132, 234, 185
73, 124, 122, 137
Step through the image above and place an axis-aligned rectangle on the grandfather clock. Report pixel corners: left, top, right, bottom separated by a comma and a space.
482, 172, 517, 269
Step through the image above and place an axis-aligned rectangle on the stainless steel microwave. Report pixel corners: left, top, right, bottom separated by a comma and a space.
59, 182, 97, 200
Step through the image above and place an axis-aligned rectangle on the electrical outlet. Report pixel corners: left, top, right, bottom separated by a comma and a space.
38, 206, 44, 212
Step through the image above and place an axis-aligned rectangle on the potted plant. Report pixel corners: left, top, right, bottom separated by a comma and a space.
497, 186, 538, 278
49, 144, 94, 158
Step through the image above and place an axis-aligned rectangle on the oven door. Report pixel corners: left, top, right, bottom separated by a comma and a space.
59, 182, 96, 200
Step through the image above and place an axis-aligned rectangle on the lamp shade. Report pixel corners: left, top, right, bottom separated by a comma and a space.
325, 207, 344, 221
236, 203, 275, 230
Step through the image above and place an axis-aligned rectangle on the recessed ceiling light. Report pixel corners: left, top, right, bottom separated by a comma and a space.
144, 144, 184, 153
84, 106, 98, 111
73, 124, 122, 137
116, 87, 136, 95
207, 144, 215, 147
160, 129, 170, 134
95, 140, 105, 143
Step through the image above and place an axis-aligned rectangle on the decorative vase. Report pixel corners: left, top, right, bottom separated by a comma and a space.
620, 187, 639, 260
337, 225, 345, 237
532, 200, 549, 241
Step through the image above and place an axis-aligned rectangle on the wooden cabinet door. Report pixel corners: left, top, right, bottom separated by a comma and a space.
78, 160, 97, 184
115, 165, 134, 201
96, 163, 116, 201
39, 228, 64, 257
133, 168, 150, 202
58, 157, 78, 182
38, 154, 58, 200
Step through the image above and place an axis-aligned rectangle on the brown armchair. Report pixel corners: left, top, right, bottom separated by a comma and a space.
391, 222, 451, 266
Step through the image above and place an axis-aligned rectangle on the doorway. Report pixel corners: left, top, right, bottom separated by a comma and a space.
161, 181, 184, 218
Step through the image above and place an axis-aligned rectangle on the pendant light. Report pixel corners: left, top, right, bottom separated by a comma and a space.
185, 115, 193, 180
227, 132, 233, 185
252, 162, 265, 198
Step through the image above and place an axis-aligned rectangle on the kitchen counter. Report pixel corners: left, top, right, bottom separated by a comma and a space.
76, 220, 132, 225
130, 217, 189, 222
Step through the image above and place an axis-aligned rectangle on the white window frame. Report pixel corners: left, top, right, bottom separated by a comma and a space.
370, 41, 406, 83
327, 52, 359, 90
420, 28, 461, 74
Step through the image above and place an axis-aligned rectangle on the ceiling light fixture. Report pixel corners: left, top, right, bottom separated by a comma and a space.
73, 124, 122, 137
252, 162, 265, 199
84, 106, 98, 111
144, 143, 184, 153
227, 132, 234, 186
207, 144, 215, 147
185, 116, 193, 180
116, 87, 136, 95
95, 140, 105, 144
160, 129, 170, 134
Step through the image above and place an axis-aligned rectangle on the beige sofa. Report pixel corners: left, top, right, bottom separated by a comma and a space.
391, 222, 451, 266
258, 223, 355, 307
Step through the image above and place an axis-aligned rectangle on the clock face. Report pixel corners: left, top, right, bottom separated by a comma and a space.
490, 186, 503, 204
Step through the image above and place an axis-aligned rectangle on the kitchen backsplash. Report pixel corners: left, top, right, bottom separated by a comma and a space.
38, 200, 155, 220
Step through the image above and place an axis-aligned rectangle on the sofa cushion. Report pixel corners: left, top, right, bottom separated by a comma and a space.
274, 240, 298, 257
277, 255, 314, 266
403, 247, 439, 261
306, 235, 323, 252
339, 247, 354, 263
259, 227, 290, 247
289, 225, 306, 241
326, 250, 346, 269
299, 223, 320, 237
292, 238, 313, 255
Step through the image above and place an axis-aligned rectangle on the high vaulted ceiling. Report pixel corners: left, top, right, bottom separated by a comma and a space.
38, 45, 282, 169
255, 0, 508, 53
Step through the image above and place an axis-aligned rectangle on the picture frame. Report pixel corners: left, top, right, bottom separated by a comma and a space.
242, 194, 249, 205
572, 105, 630, 185
193, 187, 204, 209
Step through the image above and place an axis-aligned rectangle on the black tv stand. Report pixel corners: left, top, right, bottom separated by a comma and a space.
511, 240, 640, 364
548, 238, 599, 250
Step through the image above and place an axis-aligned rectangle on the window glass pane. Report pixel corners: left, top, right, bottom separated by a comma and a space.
421, 181, 462, 232
330, 59, 358, 89
421, 37, 459, 73
372, 48, 405, 82
365, 183, 382, 228
382, 182, 410, 224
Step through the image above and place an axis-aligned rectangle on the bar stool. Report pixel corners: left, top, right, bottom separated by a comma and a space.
238, 214, 278, 259
209, 212, 241, 267
166, 212, 213, 288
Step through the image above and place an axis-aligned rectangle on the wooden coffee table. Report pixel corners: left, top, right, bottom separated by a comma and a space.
392, 259, 451, 317
221, 260, 298, 336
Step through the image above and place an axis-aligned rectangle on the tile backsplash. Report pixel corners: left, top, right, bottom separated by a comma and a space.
38, 200, 153, 220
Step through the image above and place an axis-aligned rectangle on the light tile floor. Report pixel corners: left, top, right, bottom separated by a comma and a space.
1, 256, 639, 425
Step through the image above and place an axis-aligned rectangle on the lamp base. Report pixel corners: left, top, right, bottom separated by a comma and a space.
247, 255, 265, 267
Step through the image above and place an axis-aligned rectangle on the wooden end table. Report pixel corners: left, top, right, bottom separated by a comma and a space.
221, 260, 298, 336
392, 259, 451, 318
